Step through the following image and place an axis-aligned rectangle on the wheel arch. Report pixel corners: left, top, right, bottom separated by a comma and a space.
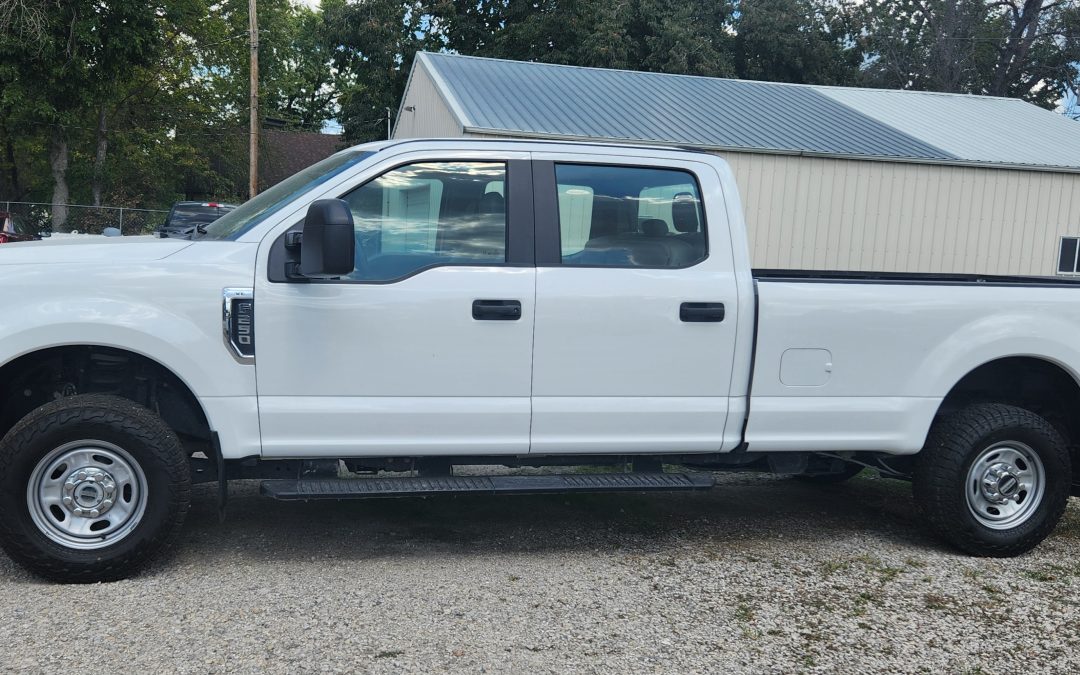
932, 355, 1080, 492
0, 345, 213, 456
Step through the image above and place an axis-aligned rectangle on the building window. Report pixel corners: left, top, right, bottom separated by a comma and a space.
1059, 237, 1080, 275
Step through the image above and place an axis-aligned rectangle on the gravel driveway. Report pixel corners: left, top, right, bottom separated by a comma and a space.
1, 471, 1077, 673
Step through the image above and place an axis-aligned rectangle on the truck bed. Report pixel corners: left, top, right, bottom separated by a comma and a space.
753, 269, 1080, 287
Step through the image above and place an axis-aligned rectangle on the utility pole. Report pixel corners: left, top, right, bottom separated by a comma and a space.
248, 0, 259, 198
386, 107, 392, 139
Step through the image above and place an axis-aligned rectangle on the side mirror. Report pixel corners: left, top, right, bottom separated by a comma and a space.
300, 199, 355, 278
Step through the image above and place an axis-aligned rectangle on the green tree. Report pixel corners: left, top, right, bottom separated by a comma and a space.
432, 0, 735, 76
265, 5, 348, 130
856, 0, 1080, 108
0, 1, 217, 223
327, 0, 439, 142
733, 0, 862, 85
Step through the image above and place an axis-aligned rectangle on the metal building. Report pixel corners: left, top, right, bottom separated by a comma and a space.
393, 52, 1080, 276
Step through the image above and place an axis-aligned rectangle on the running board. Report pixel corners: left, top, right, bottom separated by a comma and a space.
260, 472, 715, 500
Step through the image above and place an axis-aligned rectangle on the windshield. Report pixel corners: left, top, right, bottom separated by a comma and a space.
201, 149, 374, 240
166, 205, 234, 229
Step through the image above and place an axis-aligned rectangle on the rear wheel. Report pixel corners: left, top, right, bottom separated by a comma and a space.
0, 395, 190, 582
914, 403, 1070, 557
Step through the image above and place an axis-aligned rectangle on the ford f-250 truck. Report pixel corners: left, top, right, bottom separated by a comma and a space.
0, 140, 1077, 582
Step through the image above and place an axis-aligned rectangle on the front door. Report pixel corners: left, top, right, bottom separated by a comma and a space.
529, 158, 740, 453
254, 156, 536, 457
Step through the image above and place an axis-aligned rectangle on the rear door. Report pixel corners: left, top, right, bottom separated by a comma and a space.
529, 156, 740, 453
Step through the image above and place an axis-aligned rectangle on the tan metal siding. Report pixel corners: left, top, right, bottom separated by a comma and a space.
714, 151, 1080, 276
393, 65, 464, 139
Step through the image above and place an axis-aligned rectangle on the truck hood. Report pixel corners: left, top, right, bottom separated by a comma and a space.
0, 235, 193, 265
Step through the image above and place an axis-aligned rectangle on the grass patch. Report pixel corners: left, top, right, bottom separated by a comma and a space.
853, 590, 880, 616
1022, 568, 1058, 582
961, 567, 983, 581
820, 559, 851, 577
735, 603, 755, 622
878, 566, 903, 583
924, 593, 951, 610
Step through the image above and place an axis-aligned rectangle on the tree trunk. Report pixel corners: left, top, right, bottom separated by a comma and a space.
988, 0, 1045, 97
49, 130, 69, 231
92, 104, 107, 207
0, 124, 19, 201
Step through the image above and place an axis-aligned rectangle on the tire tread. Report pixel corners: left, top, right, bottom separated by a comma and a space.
914, 403, 1070, 557
0, 395, 190, 582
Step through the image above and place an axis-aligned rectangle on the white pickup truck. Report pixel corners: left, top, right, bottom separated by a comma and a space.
0, 139, 1077, 582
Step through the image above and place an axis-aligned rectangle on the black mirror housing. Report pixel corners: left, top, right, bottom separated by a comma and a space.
300, 199, 355, 278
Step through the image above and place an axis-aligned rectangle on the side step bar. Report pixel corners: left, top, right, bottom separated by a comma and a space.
261, 472, 715, 500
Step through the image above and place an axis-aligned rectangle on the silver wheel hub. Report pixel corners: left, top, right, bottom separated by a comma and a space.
27, 441, 148, 550
62, 467, 117, 518
980, 462, 1023, 504
965, 442, 1045, 530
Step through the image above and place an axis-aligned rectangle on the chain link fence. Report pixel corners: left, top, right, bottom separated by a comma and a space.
1, 201, 170, 236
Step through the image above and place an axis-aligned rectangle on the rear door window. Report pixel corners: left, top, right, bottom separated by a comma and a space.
554, 164, 706, 268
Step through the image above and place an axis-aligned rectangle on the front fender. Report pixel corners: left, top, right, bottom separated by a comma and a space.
0, 297, 253, 398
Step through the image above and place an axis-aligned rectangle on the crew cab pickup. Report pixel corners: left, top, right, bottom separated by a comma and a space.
0, 140, 1077, 582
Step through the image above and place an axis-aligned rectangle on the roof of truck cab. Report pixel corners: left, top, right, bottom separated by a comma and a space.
404, 52, 1080, 173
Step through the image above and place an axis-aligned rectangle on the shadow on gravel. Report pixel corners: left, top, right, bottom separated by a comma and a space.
170, 472, 965, 567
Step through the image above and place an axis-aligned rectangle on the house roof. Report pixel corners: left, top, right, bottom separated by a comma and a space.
411, 51, 1080, 173
260, 128, 344, 187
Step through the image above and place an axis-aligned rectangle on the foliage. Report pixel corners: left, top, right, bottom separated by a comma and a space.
0, 0, 1076, 209
856, 0, 1080, 109
733, 0, 862, 85
325, 0, 439, 142
431, 0, 736, 77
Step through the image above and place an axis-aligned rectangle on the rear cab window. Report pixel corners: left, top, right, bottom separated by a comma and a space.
554, 164, 707, 268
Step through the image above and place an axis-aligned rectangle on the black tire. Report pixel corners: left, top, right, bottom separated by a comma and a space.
914, 403, 1070, 557
796, 463, 865, 484
0, 395, 190, 582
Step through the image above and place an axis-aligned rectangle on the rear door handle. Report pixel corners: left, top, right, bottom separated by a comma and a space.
680, 302, 725, 322
473, 299, 522, 321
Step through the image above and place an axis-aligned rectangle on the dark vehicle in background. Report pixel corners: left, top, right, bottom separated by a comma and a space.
157, 201, 236, 238
0, 211, 42, 244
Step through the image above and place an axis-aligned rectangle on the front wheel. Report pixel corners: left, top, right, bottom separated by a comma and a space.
914, 403, 1070, 557
0, 395, 190, 582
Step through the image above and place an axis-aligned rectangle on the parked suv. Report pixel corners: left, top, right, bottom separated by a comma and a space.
157, 201, 236, 238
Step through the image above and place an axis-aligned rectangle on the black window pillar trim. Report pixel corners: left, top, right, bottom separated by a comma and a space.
506, 159, 535, 265
531, 160, 562, 266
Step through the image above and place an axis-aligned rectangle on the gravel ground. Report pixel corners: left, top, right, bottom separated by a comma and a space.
0, 471, 1078, 673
